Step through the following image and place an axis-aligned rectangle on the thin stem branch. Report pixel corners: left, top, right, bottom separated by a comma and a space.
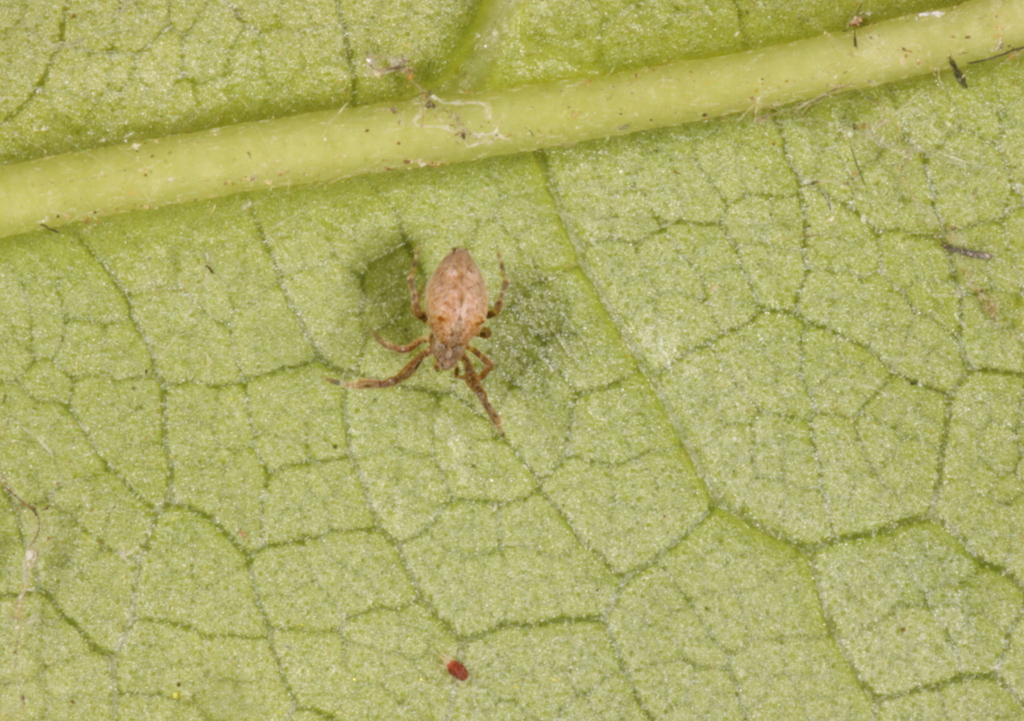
0, 0, 1020, 240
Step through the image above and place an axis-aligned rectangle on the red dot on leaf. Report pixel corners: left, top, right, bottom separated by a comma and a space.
445, 657, 469, 681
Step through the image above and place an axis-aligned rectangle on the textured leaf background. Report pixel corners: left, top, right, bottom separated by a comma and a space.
2, 0, 1024, 719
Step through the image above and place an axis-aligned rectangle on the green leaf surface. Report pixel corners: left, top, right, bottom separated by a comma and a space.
2, 0, 1024, 719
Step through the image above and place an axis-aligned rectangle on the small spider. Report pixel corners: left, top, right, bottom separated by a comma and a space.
342, 247, 509, 433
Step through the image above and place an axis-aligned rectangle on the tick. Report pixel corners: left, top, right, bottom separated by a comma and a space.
344, 247, 509, 433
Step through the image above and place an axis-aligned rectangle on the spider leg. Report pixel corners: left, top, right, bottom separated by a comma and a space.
467, 345, 495, 380
487, 251, 509, 319
408, 247, 427, 322
346, 348, 431, 389
373, 332, 428, 354
460, 356, 503, 434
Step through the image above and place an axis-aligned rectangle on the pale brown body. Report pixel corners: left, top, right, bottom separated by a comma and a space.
345, 247, 509, 433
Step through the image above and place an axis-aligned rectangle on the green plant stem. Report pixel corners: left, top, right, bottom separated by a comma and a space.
1, 0, 1021, 240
